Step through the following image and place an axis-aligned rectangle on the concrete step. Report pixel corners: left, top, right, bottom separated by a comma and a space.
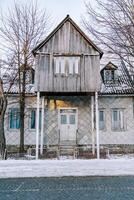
60, 140, 76, 146
58, 145, 78, 158
60, 146, 75, 150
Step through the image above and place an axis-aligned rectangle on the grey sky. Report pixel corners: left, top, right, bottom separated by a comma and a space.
0, 0, 88, 27
0, 0, 88, 56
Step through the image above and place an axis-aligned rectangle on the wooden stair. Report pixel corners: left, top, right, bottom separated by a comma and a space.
58, 140, 78, 159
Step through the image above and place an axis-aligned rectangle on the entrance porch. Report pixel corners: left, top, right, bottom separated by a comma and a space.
35, 94, 100, 159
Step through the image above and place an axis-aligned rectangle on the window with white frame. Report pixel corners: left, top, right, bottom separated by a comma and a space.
54, 56, 80, 75
30, 109, 42, 129
99, 110, 105, 130
9, 108, 20, 129
111, 109, 124, 131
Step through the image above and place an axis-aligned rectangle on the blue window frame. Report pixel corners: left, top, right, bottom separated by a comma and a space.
9, 108, 20, 129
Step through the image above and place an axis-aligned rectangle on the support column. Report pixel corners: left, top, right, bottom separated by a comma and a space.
36, 91, 40, 160
91, 96, 95, 155
95, 91, 100, 159
40, 96, 45, 155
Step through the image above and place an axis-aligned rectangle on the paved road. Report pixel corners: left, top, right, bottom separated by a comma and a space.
0, 176, 134, 200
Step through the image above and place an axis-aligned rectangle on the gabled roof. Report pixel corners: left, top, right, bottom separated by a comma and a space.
100, 61, 134, 95
101, 62, 118, 71
32, 15, 103, 58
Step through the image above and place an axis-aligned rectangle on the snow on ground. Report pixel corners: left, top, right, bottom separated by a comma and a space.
1, 158, 134, 178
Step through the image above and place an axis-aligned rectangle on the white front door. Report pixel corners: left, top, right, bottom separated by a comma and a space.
59, 108, 77, 142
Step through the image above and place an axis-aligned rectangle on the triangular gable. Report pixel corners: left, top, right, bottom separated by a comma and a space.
101, 62, 118, 71
32, 15, 103, 57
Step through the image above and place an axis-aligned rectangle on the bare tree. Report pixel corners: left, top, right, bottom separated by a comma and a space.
0, 78, 7, 158
0, 57, 19, 158
0, 1, 49, 153
83, 0, 134, 70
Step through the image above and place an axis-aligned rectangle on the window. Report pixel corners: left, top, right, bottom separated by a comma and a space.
104, 70, 115, 82
61, 115, 67, 124
30, 109, 41, 129
25, 69, 35, 84
9, 108, 20, 129
69, 114, 76, 125
54, 56, 80, 75
99, 110, 105, 130
111, 109, 124, 131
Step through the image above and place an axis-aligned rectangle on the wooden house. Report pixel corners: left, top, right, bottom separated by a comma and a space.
3, 16, 134, 159
32, 15, 103, 159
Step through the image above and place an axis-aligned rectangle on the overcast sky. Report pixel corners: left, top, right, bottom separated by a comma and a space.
0, 0, 110, 65
0, 0, 88, 27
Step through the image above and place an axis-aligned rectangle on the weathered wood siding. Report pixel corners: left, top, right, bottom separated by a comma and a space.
35, 21, 100, 93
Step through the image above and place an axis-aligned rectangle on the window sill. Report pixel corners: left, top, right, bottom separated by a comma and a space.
99, 128, 107, 132
111, 129, 126, 132
29, 129, 36, 131
8, 129, 20, 132
54, 74, 80, 77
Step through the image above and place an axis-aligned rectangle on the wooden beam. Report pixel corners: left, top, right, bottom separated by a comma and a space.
35, 52, 99, 56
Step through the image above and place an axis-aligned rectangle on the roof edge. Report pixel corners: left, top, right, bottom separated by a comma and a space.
32, 15, 103, 58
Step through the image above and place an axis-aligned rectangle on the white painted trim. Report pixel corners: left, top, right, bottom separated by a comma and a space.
36, 92, 40, 160
58, 107, 78, 136
91, 96, 95, 155
95, 92, 100, 159
40, 96, 45, 155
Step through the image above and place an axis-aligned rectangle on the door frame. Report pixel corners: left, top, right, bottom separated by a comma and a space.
58, 107, 78, 131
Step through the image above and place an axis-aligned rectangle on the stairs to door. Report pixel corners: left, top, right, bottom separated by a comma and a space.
58, 140, 78, 159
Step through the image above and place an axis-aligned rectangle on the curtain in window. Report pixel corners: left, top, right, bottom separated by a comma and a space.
10, 108, 20, 129
54, 56, 79, 75
112, 110, 118, 130
99, 110, 105, 130
10, 109, 14, 129
112, 109, 124, 130
31, 110, 36, 129
16, 109, 20, 129
31, 109, 42, 129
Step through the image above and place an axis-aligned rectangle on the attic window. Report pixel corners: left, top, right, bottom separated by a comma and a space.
54, 56, 79, 75
104, 69, 115, 83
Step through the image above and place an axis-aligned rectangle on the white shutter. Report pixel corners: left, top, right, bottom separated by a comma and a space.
68, 57, 73, 74
55, 57, 60, 74
61, 57, 65, 74
119, 110, 124, 130
74, 57, 79, 74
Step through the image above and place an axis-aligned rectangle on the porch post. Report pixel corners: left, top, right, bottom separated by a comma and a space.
95, 91, 100, 159
36, 91, 40, 160
40, 96, 45, 155
91, 96, 95, 155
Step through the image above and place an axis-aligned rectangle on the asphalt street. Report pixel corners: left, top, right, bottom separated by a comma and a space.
0, 176, 134, 200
